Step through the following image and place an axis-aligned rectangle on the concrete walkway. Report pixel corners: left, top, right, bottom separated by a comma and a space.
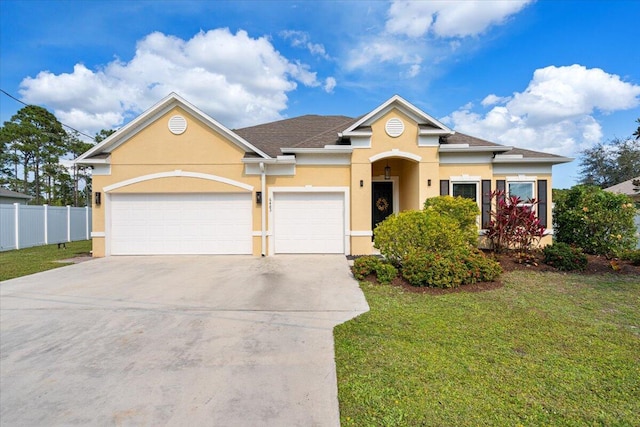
0, 255, 369, 426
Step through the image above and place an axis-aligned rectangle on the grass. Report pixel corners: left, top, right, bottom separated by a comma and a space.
0, 240, 92, 281
335, 271, 640, 426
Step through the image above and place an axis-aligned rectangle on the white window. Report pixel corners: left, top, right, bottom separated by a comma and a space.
508, 182, 534, 202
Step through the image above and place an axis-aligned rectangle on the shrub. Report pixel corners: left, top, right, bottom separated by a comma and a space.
375, 263, 398, 285
352, 255, 381, 280
352, 255, 398, 285
553, 185, 637, 256
402, 249, 468, 288
620, 249, 640, 266
464, 250, 503, 284
374, 210, 468, 267
402, 248, 501, 288
542, 242, 588, 271
423, 196, 480, 247
485, 190, 545, 255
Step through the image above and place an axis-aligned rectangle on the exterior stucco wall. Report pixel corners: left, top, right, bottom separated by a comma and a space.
87, 100, 561, 257
91, 107, 261, 257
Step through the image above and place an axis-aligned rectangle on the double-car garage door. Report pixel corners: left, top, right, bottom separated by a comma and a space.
109, 191, 345, 255
110, 193, 252, 255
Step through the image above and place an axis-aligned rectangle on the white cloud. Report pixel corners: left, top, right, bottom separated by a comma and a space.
345, 37, 423, 72
345, 1, 531, 78
403, 64, 421, 79
280, 30, 331, 59
386, 0, 533, 38
19, 28, 329, 134
481, 94, 511, 107
443, 65, 640, 156
324, 77, 337, 93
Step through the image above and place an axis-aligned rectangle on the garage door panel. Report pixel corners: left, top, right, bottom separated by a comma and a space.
110, 193, 252, 255
273, 192, 344, 254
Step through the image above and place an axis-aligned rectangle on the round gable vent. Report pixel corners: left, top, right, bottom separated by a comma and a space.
385, 118, 404, 137
168, 115, 187, 135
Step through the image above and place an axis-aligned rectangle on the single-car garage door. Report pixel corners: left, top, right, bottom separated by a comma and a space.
110, 193, 252, 255
273, 192, 344, 254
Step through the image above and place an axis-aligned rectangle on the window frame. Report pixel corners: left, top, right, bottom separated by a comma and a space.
449, 175, 482, 229
452, 182, 479, 203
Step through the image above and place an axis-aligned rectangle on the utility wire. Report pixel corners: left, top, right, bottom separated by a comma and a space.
1, 88, 96, 141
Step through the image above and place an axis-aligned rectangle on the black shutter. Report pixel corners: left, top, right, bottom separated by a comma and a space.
481, 179, 491, 228
440, 180, 449, 196
537, 179, 548, 228
496, 180, 506, 203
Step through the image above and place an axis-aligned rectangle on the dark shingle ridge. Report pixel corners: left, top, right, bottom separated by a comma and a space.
234, 115, 354, 157
234, 115, 562, 160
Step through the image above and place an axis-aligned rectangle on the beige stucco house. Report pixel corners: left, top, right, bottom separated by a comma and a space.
76, 93, 571, 257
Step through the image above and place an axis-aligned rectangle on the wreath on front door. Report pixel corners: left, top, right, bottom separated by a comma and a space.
376, 197, 389, 212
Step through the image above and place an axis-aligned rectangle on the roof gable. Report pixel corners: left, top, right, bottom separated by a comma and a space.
342, 95, 453, 135
76, 93, 270, 163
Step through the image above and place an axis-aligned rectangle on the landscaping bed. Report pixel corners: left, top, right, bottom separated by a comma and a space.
356, 251, 640, 295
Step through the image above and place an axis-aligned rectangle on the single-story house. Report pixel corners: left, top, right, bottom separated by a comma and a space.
0, 188, 32, 205
604, 176, 640, 202
76, 93, 572, 257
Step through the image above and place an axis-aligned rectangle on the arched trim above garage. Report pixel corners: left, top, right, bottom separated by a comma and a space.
103, 170, 254, 192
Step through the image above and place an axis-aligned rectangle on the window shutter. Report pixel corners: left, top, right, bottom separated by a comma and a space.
537, 179, 548, 228
440, 180, 449, 196
496, 180, 506, 204
482, 180, 491, 228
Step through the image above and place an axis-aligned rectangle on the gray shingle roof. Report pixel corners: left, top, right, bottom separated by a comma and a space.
234, 115, 356, 157
234, 115, 565, 160
0, 188, 31, 199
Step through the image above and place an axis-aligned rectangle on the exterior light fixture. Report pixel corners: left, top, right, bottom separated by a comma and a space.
94, 192, 101, 206
384, 162, 391, 180
428, 179, 432, 187
256, 191, 262, 204
360, 180, 364, 187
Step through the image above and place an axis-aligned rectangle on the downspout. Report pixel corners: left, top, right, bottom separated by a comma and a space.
260, 162, 266, 256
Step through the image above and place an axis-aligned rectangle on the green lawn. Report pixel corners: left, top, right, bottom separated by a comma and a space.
335, 271, 640, 426
0, 240, 92, 281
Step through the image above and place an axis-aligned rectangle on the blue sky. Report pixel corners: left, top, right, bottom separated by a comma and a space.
1, 0, 639, 188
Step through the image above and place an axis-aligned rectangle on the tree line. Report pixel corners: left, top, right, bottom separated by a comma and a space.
578, 117, 640, 189
0, 105, 114, 206
1, 105, 637, 205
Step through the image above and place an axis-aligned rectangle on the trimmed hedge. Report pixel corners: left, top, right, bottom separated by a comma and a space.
352, 256, 398, 285
373, 209, 468, 267
543, 242, 588, 271
402, 249, 502, 288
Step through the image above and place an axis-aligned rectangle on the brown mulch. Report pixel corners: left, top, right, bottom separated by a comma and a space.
363, 251, 640, 295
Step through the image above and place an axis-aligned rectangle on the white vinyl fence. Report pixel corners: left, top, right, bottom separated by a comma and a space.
0, 204, 91, 251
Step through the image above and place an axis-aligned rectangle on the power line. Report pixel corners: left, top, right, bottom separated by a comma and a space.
1, 88, 96, 141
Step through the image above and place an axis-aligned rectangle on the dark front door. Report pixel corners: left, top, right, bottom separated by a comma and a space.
372, 181, 393, 235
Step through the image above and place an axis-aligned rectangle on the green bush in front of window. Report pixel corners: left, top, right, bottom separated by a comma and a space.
373, 209, 468, 267
423, 195, 480, 247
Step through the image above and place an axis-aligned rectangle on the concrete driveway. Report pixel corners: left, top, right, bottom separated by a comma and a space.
0, 255, 368, 426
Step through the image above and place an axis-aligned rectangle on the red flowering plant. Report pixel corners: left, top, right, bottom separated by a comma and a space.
485, 190, 545, 262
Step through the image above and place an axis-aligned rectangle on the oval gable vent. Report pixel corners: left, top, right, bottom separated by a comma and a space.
168, 115, 187, 135
385, 118, 404, 137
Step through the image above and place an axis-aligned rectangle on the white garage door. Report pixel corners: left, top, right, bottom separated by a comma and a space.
110, 193, 252, 255
273, 192, 344, 254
